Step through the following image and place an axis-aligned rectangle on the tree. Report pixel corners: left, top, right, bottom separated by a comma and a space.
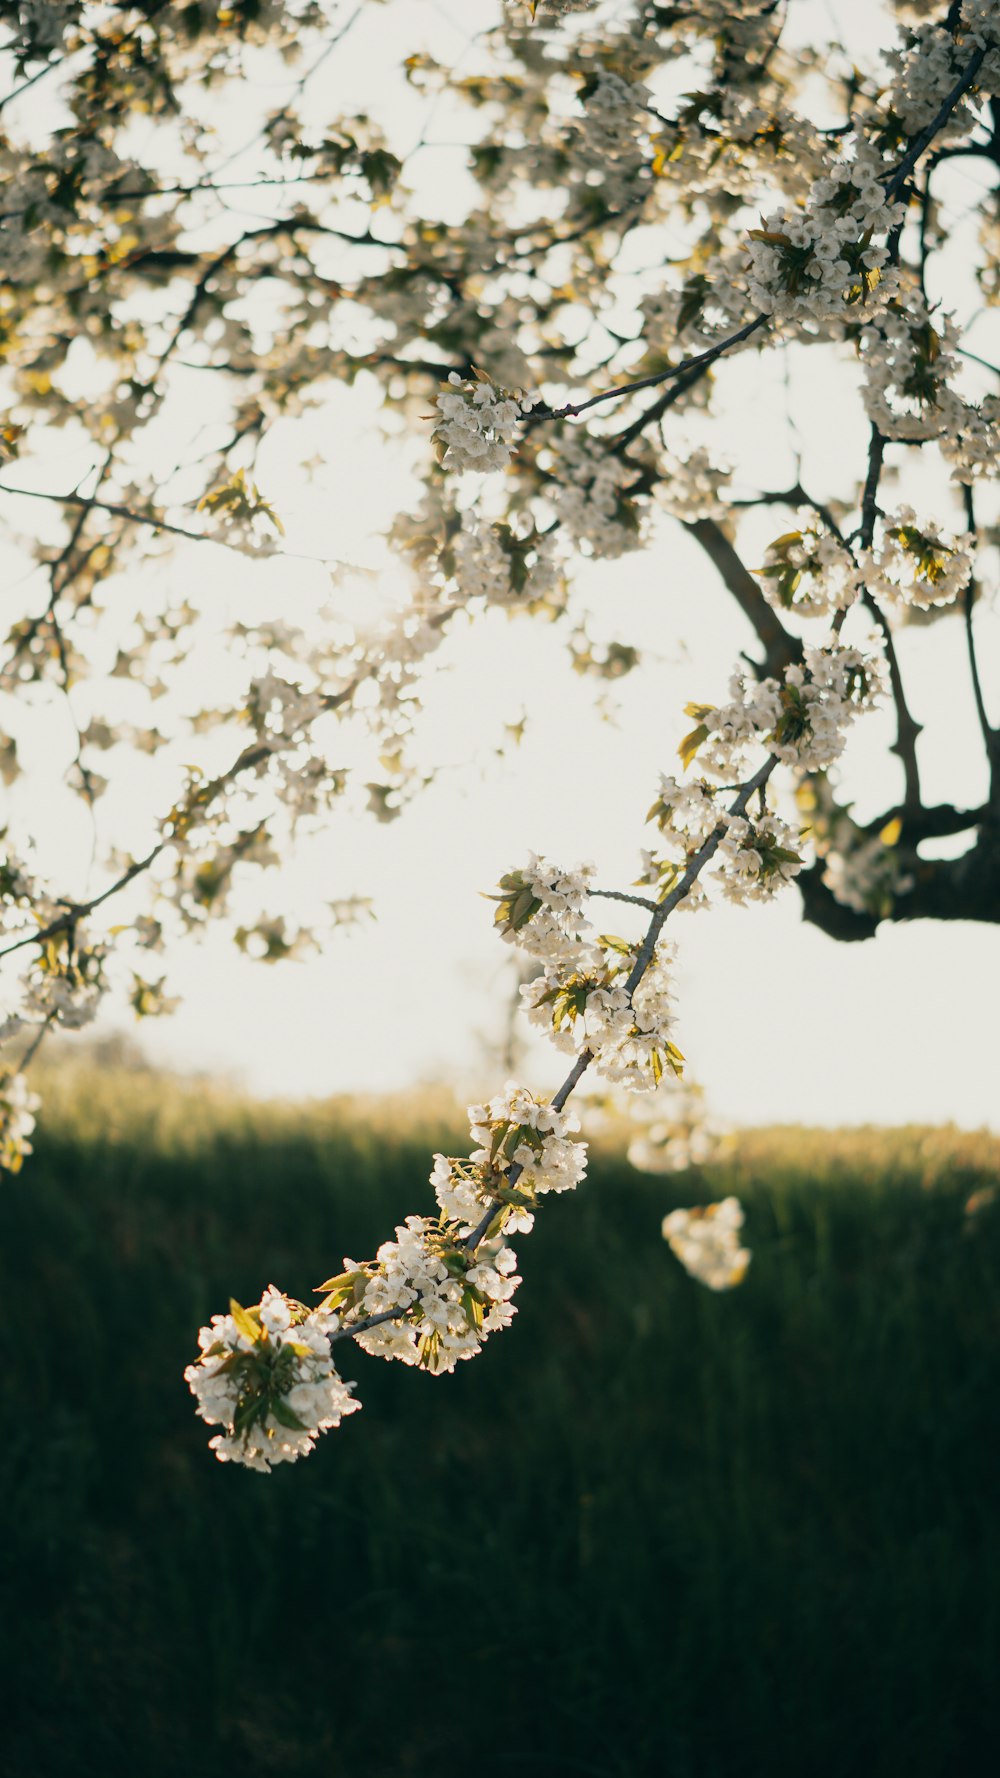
0, 0, 997, 1465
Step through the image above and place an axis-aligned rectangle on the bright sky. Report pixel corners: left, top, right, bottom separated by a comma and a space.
3, 0, 999, 1130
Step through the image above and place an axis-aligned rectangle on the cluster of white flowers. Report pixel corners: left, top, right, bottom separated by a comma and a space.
883, 20, 981, 142
755, 528, 861, 617
434, 372, 534, 473
800, 776, 913, 919
627, 1089, 726, 1176
712, 812, 803, 904
585, 1078, 728, 1175
547, 430, 643, 558
822, 833, 914, 917
938, 395, 1000, 484
521, 936, 683, 1092
638, 775, 726, 908
662, 1198, 751, 1291
640, 252, 751, 355
493, 851, 683, 1089
859, 300, 965, 442
686, 641, 888, 779
578, 67, 650, 162
567, 63, 654, 206
779, 643, 890, 768
492, 855, 595, 962
746, 140, 903, 329
185, 1287, 360, 1473
860, 509, 974, 609
451, 516, 561, 608
23, 956, 105, 1030
656, 448, 733, 524
337, 1216, 521, 1373
186, 1077, 586, 1461
0, 1070, 41, 1173
646, 775, 723, 849
433, 1083, 588, 1236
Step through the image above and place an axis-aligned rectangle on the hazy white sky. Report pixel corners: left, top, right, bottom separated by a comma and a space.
3, 0, 999, 1130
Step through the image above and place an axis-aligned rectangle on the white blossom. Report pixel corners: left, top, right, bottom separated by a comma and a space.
546, 429, 643, 559
522, 937, 683, 1093
746, 139, 904, 330
433, 1083, 588, 1236
340, 1215, 523, 1373
860, 509, 975, 610
185, 1287, 360, 1472
755, 527, 861, 617
0, 1070, 40, 1172
491, 854, 596, 964
662, 1198, 751, 1290
433, 372, 534, 474
713, 811, 803, 904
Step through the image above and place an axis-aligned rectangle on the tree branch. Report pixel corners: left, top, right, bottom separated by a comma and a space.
961, 485, 997, 787
683, 518, 799, 677
525, 314, 768, 428
587, 888, 659, 913
860, 589, 923, 811
883, 41, 990, 202
460, 754, 779, 1255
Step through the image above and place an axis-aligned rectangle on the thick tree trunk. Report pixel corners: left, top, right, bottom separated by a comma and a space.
798, 820, 1000, 940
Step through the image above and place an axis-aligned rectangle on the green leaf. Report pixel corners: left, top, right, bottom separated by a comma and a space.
678, 723, 709, 768
229, 1298, 263, 1344
270, 1398, 311, 1432
315, 1269, 357, 1294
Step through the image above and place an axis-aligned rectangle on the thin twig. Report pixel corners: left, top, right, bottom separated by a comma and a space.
587, 888, 659, 913
525, 315, 768, 428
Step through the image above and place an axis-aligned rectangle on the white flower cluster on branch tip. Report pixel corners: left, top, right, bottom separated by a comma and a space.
860, 508, 975, 609
433, 372, 535, 474
340, 1217, 521, 1374
433, 1084, 588, 1236
859, 297, 1000, 483
185, 1288, 360, 1473
712, 812, 803, 905
746, 140, 905, 331
662, 1198, 751, 1292
546, 430, 644, 559
495, 853, 683, 1091
451, 516, 562, 610
755, 528, 862, 617
0, 1070, 40, 1173
492, 855, 596, 964
681, 641, 889, 780
885, 18, 985, 139
656, 449, 733, 525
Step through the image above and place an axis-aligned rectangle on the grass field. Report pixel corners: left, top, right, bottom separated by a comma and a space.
3, 1065, 998, 1778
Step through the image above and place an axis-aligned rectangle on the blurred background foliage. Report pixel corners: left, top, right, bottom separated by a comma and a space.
3, 1056, 998, 1776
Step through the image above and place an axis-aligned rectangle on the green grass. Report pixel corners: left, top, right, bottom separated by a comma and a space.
3, 1068, 998, 1778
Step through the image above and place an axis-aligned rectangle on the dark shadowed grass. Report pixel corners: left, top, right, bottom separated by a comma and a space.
2, 1068, 998, 1778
